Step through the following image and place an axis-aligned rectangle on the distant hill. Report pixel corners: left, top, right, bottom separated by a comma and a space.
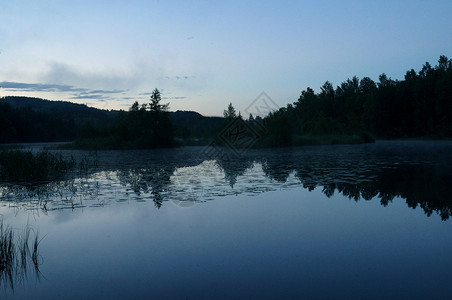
1, 96, 117, 126
170, 110, 224, 139
0, 96, 225, 144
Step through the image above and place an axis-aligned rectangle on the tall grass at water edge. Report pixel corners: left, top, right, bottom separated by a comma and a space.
0, 150, 76, 182
0, 222, 42, 290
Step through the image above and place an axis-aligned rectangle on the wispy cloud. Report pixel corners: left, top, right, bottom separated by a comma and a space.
89, 89, 125, 94
0, 81, 86, 93
139, 90, 188, 101
0, 81, 124, 100
41, 62, 135, 90
163, 96, 188, 100
0, 60, 200, 111
70, 94, 106, 100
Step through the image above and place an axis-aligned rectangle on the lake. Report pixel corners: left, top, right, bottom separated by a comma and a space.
1, 141, 452, 299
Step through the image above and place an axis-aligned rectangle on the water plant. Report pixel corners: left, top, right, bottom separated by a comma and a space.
0, 150, 76, 182
0, 222, 42, 291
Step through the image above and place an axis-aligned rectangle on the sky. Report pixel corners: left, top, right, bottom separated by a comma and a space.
1, 0, 451, 116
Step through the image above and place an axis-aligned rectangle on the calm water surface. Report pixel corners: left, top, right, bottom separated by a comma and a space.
1, 141, 452, 299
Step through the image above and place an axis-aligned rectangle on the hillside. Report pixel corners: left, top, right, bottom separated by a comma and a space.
0, 96, 225, 144
170, 110, 224, 140
1, 96, 117, 125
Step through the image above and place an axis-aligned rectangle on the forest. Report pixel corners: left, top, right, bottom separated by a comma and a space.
259, 55, 452, 146
0, 101, 77, 143
0, 55, 451, 148
0, 96, 115, 143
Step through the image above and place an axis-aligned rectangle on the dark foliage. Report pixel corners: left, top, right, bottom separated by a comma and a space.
0, 150, 75, 182
261, 55, 452, 145
0, 101, 77, 143
75, 88, 175, 149
0, 96, 117, 144
170, 111, 224, 141
1, 96, 116, 125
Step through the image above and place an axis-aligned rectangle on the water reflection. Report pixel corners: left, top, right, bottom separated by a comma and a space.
0, 142, 451, 220
117, 167, 175, 208
254, 143, 452, 220
216, 156, 254, 188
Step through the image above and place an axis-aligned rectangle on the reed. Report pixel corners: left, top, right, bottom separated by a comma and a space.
0, 222, 42, 290
0, 149, 76, 182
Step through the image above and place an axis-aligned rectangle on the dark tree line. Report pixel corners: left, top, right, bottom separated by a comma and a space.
260, 55, 452, 145
76, 88, 174, 149
0, 96, 116, 124
2, 56, 451, 148
0, 102, 77, 143
170, 111, 224, 142
0, 92, 223, 148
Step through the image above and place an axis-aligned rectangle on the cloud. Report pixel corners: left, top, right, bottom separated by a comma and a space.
0, 81, 86, 93
1, 60, 202, 111
69, 93, 106, 100
26, 62, 151, 96
88, 89, 123, 94
162, 96, 188, 100
1, 80, 126, 103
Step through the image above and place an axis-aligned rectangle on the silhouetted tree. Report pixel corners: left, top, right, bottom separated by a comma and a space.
149, 88, 169, 112
223, 103, 237, 119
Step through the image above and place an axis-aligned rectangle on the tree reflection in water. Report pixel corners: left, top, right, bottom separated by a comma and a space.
117, 167, 175, 208
0, 142, 451, 219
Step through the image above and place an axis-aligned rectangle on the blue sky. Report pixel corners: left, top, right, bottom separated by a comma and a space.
1, 0, 451, 116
